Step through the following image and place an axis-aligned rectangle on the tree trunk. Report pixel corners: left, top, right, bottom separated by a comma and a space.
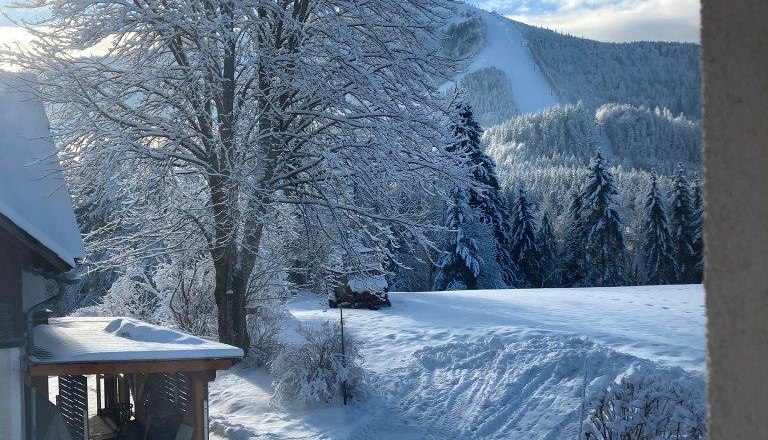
213, 259, 251, 352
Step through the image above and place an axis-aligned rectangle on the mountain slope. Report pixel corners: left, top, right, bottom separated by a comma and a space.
444, 10, 558, 117
444, 7, 700, 122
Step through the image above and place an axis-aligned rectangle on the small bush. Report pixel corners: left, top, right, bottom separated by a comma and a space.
583, 371, 707, 440
245, 302, 289, 367
270, 320, 366, 405
74, 267, 162, 324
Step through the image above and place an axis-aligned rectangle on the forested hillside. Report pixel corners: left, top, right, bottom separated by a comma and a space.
423, 6, 704, 293
484, 102, 701, 174
442, 6, 701, 176
520, 23, 700, 118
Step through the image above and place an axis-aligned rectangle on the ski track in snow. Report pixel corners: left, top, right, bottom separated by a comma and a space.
446, 11, 559, 114
209, 285, 705, 439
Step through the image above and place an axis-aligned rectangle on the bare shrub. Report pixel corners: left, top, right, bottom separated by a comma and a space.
583, 372, 707, 440
74, 266, 162, 324
270, 320, 366, 405
244, 302, 289, 367
152, 256, 218, 337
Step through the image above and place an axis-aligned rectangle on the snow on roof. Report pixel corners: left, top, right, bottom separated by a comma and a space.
29, 317, 243, 364
0, 74, 84, 268
348, 275, 388, 293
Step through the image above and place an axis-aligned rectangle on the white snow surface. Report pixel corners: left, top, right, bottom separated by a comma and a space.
30, 317, 243, 363
0, 76, 84, 267
445, 11, 559, 114
348, 275, 388, 293
209, 285, 705, 439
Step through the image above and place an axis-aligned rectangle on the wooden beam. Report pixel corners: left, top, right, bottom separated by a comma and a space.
27, 358, 236, 377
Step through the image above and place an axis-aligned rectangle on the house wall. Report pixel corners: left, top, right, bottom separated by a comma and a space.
702, 0, 768, 437
1, 233, 28, 438
0, 346, 25, 439
0, 235, 24, 346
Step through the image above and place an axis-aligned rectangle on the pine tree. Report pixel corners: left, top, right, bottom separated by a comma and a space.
579, 151, 628, 287
509, 184, 540, 287
449, 103, 516, 286
432, 188, 482, 291
537, 211, 559, 287
669, 163, 697, 283
641, 172, 677, 284
690, 178, 704, 283
562, 192, 586, 287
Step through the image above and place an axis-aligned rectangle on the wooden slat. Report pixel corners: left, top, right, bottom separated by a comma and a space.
28, 358, 236, 377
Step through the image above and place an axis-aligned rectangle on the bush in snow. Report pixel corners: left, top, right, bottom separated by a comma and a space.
244, 301, 289, 367
583, 372, 707, 440
75, 266, 162, 324
270, 321, 365, 405
75, 257, 219, 338
144, 256, 219, 337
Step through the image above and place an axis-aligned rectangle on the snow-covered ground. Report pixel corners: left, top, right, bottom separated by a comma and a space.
444, 11, 559, 114
209, 285, 706, 439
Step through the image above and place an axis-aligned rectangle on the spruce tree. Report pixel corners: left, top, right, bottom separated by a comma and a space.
579, 151, 628, 287
690, 178, 704, 283
669, 163, 697, 283
562, 192, 585, 287
509, 185, 540, 287
641, 172, 677, 284
432, 188, 481, 291
537, 211, 559, 287
448, 103, 516, 286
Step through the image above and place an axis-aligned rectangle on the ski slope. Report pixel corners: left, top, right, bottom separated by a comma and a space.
209, 285, 705, 439
445, 10, 559, 114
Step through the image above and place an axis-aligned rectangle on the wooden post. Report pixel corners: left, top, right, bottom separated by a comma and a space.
30, 375, 49, 399
340, 307, 347, 406
190, 373, 210, 440
95, 374, 101, 413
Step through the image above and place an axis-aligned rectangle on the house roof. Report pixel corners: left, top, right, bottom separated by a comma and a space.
0, 75, 84, 269
28, 317, 243, 366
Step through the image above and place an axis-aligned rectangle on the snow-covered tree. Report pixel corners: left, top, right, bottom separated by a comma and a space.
580, 152, 628, 287
449, 103, 515, 287
4, 0, 465, 350
433, 188, 482, 291
690, 178, 704, 283
536, 211, 559, 287
641, 173, 676, 285
509, 185, 540, 287
562, 192, 586, 287
669, 164, 697, 284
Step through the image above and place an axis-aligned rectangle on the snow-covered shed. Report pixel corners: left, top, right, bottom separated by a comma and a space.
27, 317, 243, 440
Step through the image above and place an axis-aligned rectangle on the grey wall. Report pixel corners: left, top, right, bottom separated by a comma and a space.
703, 0, 768, 437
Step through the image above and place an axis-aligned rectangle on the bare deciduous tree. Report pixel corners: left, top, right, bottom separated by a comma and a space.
2, 0, 467, 350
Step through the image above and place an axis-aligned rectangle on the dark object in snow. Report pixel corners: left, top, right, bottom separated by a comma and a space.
328, 272, 391, 309
329, 288, 391, 310
324, 247, 392, 310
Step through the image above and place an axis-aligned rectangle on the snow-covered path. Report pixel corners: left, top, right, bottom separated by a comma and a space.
445, 11, 559, 114
210, 285, 706, 439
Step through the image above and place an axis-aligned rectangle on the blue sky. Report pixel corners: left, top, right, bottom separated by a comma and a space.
467, 0, 699, 42
0, 0, 700, 46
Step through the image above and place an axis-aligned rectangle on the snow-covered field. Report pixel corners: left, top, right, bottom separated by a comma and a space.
209, 285, 706, 439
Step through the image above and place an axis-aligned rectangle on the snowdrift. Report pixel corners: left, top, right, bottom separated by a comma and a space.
375, 335, 705, 439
